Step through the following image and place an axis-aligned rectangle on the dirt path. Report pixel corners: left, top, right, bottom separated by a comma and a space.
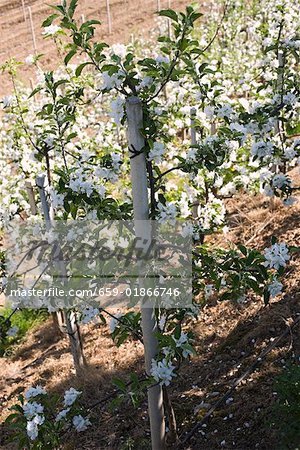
0, 0, 193, 96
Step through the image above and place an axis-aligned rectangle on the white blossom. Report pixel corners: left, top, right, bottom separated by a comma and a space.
272, 173, 289, 189
55, 408, 70, 422
72, 415, 91, 432
268, 279, 283, 297
155, 55, 170, 64
2, 96, 13, 108
25, 54, 35, 65
204, 284, 214, 299
100, 70, 124, 91
158, 315, 166, 331
251, 141, 274, 158
80, 307, 99, 325
283, 197, 297, 206
111, 44, 127, 59
63, 387, 82, 407
216, 103, 233, 118
23, 402, 44, 419
26, 415, 44, 441
137, 76, 154, 90
24, 386, 46, 400
7, 325, 19, 337
150, 358, 176, 386
157, 202, 178, 225
42, 25, 61, 35
264, 243, 290, 270
148, 142, 165, 164
109, 97, 125, 125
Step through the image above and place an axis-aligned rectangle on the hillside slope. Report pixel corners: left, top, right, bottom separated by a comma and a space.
0, 188, 299, 449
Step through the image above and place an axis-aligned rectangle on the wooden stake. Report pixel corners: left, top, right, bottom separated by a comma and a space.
36, 174, 86, 374
167, 18, 171, 39
190, 107, 197, 145
190, 108, 198, 219
25, 181, 38, 216
105, 0, 112, 34
126, 97, 166, 450
27, 6, 37, 55
275, 51, 284, 136
21, 0, 27, 22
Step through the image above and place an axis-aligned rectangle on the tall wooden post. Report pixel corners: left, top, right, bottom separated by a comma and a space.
190, 107, 197, 145
126, 97, 165, 450
105, 0, 112, 34
27, 7, 37, 55
25, 181, 38, 216
21, 0, 27, 22
36, 175, 86, 374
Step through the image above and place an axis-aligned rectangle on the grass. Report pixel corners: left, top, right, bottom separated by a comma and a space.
0, 306, 48, 356
270, 363, 300, 449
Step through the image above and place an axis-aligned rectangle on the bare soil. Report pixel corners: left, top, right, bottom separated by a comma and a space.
0, 182, 299, 449
0, 0, 194, 97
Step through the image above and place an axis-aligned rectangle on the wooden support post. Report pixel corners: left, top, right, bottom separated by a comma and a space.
126, 97, 165, 450
271, 51, 284, 177
36, 175, 86, 374
21, 0, 27, 22
190, 108, 198, 219
211, 122, 216, 135
275, 51, 284, 136
190, 107, 197, 145
167, 18, 171, 39
105, 0, 112, 34
25, 181, 38, 216
27, 7, 37, 56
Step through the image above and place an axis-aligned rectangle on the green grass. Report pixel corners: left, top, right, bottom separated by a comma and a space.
0, 307, 48, 356
271, 364, 300, 450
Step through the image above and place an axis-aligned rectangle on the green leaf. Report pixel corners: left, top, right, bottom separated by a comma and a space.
54, 79, 68, 89
75, 62, 92, 76
64, 48, 77, 65
271, 236, 277, 245
42, 13, 59, 27
50, 4, 65, 14
68, 0, 78, 18
263, 288, 270, 305
112, 377, 126, 392
158, 10, 178, 22
81, 20, 101, 28
28, 86, 42, 98
238, 244, 247, 256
